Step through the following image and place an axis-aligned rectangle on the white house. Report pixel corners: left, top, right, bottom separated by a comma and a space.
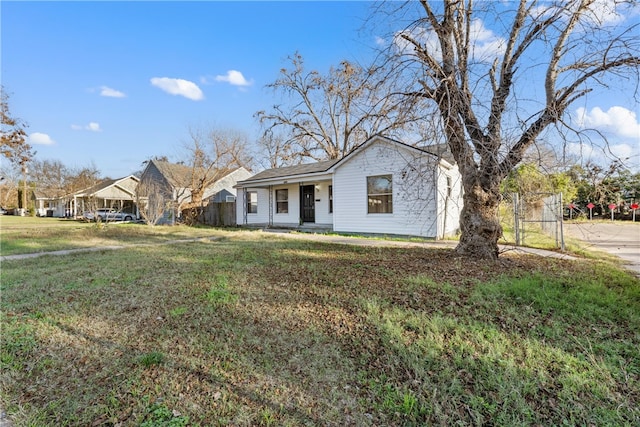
32, 175, 140, 218
235, 135, 463, 238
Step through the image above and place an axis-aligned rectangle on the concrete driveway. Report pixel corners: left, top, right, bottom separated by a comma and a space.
563, 221, 640, 276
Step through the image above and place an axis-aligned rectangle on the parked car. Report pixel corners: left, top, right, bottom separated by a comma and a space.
0, 207, 7, 215
83, 208, 135, 222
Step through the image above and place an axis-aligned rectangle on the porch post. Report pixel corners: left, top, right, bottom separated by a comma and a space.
268, 185, 273, 227
242, 188, 247, 225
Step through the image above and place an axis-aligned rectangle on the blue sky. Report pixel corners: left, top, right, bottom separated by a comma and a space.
2, 1, 639, 179
2, 1, 375, 178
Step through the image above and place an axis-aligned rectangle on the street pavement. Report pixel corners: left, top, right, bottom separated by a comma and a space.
563, 221, 640, 276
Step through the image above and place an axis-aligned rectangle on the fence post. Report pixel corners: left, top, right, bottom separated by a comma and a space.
513, 193, 520, 246
558, 193, 565, 251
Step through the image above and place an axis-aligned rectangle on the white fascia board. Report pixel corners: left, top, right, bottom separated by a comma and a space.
235, 172, 333, 188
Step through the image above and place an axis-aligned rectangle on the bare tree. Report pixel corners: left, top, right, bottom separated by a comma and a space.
381, 0, 639, 259
65, 163, 102, 194
136, 178, 171, 226
256, 52, 419, 165
179, 126, 254, 207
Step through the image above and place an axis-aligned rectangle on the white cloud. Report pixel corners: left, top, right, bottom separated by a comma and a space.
374, 36, 385, 46
468, 19, 506, 61
100, 86, 126, 98
394, 19, 505, 63
71, 122, 102, 132
574, 106, 640, 140
582, 0, 627, 26
214, 70, 252, 87
28, 132, 55, 145
150, 77, 204, 101
86, 122, 101, 132
531, 0, 632, 27
567, 141, 639, 169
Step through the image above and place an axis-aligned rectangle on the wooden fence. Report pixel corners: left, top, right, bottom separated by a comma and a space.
182, 202, 236, 227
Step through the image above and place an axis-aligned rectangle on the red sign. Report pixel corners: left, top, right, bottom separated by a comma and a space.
587, 203, 595, 210
609, 203, 617, 211
632, 203, 639, 210
568, 203, 576, 209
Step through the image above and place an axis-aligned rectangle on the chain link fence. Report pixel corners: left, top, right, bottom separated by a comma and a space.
500, 192, 565, 250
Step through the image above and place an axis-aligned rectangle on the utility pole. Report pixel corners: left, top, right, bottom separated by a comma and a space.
21, 163, 27, 215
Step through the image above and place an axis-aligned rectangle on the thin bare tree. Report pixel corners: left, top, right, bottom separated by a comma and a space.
256, 52, 420, 165
179, 126, 254, 207
136, 178, 171, 226
380, 0, 639, 259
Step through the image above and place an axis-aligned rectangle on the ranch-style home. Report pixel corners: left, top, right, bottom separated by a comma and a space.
235, 135, 463, 239
32, 175, 140, 218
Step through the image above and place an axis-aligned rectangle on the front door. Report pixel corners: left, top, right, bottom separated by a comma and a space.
301, 185, 315, 223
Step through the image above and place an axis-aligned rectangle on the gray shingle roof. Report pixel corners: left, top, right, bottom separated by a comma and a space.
239, 136, 456, 185
244, 159, 340, 182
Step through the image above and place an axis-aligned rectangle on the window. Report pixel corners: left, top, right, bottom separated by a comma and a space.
367, 175, 393, 214
329, 185, 333, 213
276, 189, 288, 213
247, 191, 257, 214
446, 176, 452, 197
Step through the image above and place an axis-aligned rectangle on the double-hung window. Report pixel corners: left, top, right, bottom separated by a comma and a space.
367, 175, 393, 214
247, 191, 258, 214
276, 189, 288, 213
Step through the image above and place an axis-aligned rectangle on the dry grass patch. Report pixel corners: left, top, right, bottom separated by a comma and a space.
1, 232, 639, 426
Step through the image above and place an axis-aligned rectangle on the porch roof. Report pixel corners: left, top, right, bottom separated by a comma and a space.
237, 159, 339, 186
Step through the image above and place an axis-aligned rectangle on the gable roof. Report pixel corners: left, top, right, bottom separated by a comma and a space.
149, 160, 196, 188
147, 159, 246, 190
237, 135, 455, 186
74, 175, 140, 197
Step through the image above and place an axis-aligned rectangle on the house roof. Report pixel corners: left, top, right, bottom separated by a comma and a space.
244, 159, 340, 182
150, 160, 196, 188
74, 175, 139, 197
148, 159, 242, 190
238, 135, 455, 186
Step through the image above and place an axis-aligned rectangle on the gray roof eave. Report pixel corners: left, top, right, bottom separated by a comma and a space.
236, 171, 333, 188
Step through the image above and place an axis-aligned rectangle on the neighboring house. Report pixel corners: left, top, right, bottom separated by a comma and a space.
32, 175, 140, 218
138, 159, 251, 224
235, 135, 463, 238
71, 175, 140, 218
32, 189, 66, 217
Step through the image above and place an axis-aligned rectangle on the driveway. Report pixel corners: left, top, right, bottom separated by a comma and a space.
563, 221, 640, 275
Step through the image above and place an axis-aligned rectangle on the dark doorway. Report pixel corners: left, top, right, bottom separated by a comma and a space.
300, 185, 315, 223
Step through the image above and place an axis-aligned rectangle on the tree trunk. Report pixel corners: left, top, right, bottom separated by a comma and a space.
455, 181, 503, 260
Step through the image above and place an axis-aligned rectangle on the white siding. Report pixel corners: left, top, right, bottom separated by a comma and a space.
237, 188, 270, 225
236, 180, 334, 227
313, 181, 333, 225
272, 184, 300, 225
435, 164, 463, 238
333, 140, 439, 237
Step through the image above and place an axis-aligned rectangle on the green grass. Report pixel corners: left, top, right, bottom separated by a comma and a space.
1, 224, 639, 426
0, 216, 229, 256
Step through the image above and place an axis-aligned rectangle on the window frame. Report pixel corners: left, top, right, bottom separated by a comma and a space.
275, 188, 289, 214
247, 191, 258, 214
367, 174, 393, 214
329, 185, 333, 213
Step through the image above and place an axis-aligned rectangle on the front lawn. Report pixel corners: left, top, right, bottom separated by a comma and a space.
1, 230, 638, 426
0, 216, 228, 256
